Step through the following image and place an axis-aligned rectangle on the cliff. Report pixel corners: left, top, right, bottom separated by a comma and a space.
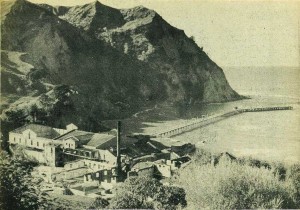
1, 0, 241, 130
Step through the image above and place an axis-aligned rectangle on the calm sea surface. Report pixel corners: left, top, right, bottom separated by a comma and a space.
173, 67, 300, 164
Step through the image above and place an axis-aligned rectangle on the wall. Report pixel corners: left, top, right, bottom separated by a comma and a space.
64, 138, 77, 149
64, 160, 85, 170
52, 167, 89, 181
155, 163, 172, 178
23, 148, 46, 163
9, 132, 54, 151
44, 145, 58, 167
83, 159, 115, 170
95, 149, 117, 164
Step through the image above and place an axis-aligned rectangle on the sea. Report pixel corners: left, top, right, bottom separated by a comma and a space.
173, 66, 300, 164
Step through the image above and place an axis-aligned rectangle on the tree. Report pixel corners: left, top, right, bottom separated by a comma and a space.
153, 186, 187, 210
5, 109, 28, 126
29, 104, 48, 124
0, 150, 46, 210
109, 176, 187, 209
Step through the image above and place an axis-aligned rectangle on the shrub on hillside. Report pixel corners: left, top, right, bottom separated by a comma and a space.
89, 197, 109, 209
110, 176, 187, 209
192, 148, 212, 165
286, 164, 300, 208
177, 159, 295, 209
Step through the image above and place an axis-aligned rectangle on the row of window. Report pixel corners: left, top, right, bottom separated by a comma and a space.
86, 172, 116, 180
13, 137, 45, 148
65, 142, 74, 148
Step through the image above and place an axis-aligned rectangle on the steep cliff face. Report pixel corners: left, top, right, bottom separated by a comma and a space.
1, 0, 240, 130
54, 2, 240, 103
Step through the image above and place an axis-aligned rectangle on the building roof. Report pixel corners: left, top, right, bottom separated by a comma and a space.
87, 133, 116, 148
86, 136, 163, 158
11, 124, 61, 139
55, 130, 94, 145
147, 140, 169, 151
171, 143, 196, 157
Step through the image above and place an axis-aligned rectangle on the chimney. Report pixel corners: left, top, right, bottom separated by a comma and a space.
116, 121, 122, 178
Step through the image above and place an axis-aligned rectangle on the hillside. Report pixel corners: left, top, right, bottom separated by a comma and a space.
51, 1, 240, 102
1, 0, 241, 132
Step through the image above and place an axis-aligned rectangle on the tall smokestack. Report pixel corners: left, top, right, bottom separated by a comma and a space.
116, 121, 121, 178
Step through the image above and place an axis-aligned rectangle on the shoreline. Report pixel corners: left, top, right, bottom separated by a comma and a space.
129, 94, 299, 165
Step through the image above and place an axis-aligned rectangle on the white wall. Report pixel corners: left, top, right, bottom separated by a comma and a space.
9, 132, 54, 150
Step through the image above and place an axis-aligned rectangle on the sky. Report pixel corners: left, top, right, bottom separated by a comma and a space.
28, 0, 300, 67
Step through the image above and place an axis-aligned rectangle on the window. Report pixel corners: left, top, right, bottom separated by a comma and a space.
14, 137, 16, 142
96, 173, 99, 178
69, 143, 70, 148
43, 143, 45, 148
104, 170, 107, 175
51, 148, 53, 153
28, 132, 30, 139
31, 140, 33, 145
37, 142, 39, 147
19, 138, 21, 143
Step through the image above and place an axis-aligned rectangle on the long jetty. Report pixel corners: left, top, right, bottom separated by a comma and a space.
155, 106, 293, 138
238, 106, 293, 113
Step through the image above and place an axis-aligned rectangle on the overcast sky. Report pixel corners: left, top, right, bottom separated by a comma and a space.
29, 0, 299, 67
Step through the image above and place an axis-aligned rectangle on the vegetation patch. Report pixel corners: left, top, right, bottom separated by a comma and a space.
175, 149, 300, 209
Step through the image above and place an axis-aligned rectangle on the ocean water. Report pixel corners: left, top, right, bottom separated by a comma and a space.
173, 67, 300, 164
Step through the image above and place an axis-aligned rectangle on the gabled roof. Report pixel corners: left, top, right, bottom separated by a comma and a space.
55, 130, 94, 145
87, 133, 116, 148
64, 136, 79, 142
96, 136, 138, 151
11, 124, 61, 139
147, 140, 169, 151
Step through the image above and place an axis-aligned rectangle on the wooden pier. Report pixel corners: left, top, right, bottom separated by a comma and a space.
238, 106, 293, 113
155, 106, 293, 138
